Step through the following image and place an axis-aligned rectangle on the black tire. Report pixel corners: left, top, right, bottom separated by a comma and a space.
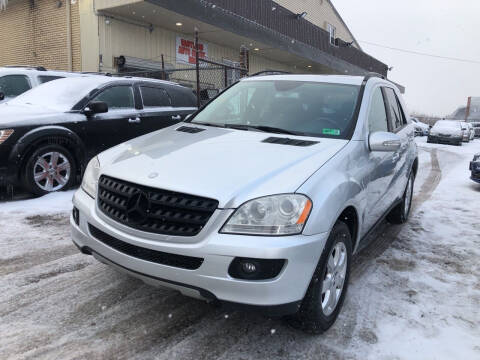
22, 144, 76, 196
287, 221, 352, 334
387, 171, 415, 224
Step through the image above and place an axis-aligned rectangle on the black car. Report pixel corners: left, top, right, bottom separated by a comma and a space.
470, 153, 480, 184
0, 76, 197, 195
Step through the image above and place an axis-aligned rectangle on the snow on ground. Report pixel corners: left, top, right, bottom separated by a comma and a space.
0, 138, 479, 360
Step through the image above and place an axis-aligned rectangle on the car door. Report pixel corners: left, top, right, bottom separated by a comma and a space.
383, 87, 412, 206
84, 84, 140, 155
364, 86, 397, 231
136, 83, 197, 136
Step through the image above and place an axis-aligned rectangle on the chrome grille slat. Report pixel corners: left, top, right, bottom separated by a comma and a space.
97, 175, 218, 236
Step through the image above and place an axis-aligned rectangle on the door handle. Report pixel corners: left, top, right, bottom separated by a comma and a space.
392, 153, 400, 162
171, 115, 182, 121
128, 117, 141, 123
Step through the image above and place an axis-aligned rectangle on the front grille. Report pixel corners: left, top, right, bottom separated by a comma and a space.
98, 175, 218, 236
88, 224, 203, 270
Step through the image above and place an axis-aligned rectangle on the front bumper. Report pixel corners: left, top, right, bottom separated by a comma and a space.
71, 189, 327, 314
427, 135, 462, 144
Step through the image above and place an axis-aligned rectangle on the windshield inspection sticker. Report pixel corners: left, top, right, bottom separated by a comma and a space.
322, 128, 341, 136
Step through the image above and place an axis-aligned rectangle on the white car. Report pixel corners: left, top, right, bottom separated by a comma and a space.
428, 120, 463, 146
460, 122, 471, 142
466, 122, 475, 140
0, 66, 82, 103
411, 117, 430, 136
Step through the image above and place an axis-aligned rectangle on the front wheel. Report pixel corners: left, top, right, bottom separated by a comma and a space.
22, 144, 76, 196
287, 221, 352, 334
387, 171, 414, 224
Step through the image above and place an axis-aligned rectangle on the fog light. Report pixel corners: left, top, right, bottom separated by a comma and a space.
72, 207, 80, 226
228, 258, 285, 280
242, 261, 257, 273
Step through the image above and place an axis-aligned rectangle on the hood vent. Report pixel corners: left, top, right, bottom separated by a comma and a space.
176, 126, 205, 134
262, 137, 319, 147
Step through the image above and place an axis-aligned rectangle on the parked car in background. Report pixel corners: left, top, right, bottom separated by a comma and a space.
0, 76, 197, 195
460, 122, 471, 142
428, 120, 463, 145
411, 117, 430, 136
0, 66, 81, 103
470, 122, 480, 138
71, 74, 418, 334
466, 122, 475, 140
470, 153, 480, 183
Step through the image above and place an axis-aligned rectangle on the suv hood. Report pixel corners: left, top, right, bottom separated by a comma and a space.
99, 124, 348, 208
0, 103, 62, 127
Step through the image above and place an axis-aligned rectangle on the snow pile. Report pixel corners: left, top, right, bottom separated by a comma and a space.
0, 190, 74, 216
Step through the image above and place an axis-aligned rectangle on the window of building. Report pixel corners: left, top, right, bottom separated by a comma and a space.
93, 86, 135, 109
368, 87, 389, 133
140, 86, 171, 107
327, 23, 336, 46
0, 75, 31, 97
38, 75, 64, 84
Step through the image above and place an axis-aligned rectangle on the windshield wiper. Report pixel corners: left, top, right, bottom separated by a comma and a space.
193, 122, 304, 136
226, 124, 302, 135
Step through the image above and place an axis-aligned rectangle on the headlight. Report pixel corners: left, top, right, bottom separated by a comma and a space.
81, 156, 101, 198
221, 194, 312, 236
0, 129, 14, 144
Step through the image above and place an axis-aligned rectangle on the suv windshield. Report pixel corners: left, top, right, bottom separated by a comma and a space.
8, 76, 109, 112
191, 80, 361, 139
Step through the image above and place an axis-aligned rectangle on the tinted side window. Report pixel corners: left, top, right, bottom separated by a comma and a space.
168, 86, 197, 107
368, 87, 389, 133
384, 88, 403, 130
94, 86, 135, 109
140, 86, 171, 107
0, 75, 31, 97
38, 75, 64, 84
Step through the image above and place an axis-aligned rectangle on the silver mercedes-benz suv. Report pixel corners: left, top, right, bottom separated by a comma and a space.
71, 74, 418, 333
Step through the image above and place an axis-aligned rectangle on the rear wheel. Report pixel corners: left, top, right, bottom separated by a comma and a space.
287, 221, 352, 334
22, 144, 76, 196
387, 171, 414, 224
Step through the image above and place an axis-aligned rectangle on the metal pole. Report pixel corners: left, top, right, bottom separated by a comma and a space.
466, 96, 472, 121
195, 29, 201, 109
161, 54, 165, 80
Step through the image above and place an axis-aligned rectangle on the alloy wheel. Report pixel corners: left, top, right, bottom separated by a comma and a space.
321, 241, 348, 316
33, 151, 71, 192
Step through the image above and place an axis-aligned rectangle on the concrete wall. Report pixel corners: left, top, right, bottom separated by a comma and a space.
275, 0, 359, 48
0, 0, 81, 71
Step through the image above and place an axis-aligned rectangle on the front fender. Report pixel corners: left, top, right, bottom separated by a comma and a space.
7, 125, 86, 180
300, 171, 364, 239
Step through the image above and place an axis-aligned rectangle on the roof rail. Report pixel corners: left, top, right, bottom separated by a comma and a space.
80, 71, 112, 76
249, 70, 292, 77
363, 72, 386, 81
4, 65, 47, 71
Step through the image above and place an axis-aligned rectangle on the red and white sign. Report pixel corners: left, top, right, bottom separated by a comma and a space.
176, 36, 208, 65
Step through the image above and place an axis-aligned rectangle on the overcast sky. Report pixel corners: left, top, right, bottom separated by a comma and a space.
332, 0, 480, 116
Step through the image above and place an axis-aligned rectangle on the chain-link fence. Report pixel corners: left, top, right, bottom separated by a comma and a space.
114, 41, 248, 108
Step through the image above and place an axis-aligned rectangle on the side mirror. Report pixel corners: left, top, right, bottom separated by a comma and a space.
0, 92, 5, 101
84, 101, 108, 116
369, 131, 401, 152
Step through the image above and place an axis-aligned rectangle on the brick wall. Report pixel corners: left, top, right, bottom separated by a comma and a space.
0, 0, 82, 71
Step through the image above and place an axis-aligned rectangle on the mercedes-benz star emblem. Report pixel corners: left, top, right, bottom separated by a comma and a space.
126, 191, 150, 225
